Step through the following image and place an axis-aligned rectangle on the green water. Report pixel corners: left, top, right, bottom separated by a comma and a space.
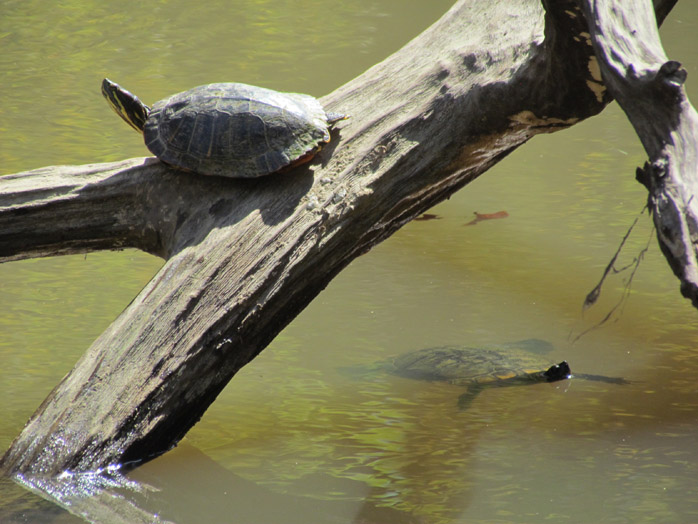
2, 1, 698, 523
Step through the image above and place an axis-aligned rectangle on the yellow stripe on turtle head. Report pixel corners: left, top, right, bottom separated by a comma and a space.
101, 78, 150, 133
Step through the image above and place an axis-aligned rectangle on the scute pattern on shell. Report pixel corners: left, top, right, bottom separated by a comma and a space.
390, 346, 551, 386
144, 83, 330, 178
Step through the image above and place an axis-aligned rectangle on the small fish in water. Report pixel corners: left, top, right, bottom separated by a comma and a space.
464, 210, 509, 226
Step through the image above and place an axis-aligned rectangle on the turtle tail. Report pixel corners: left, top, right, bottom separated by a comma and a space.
326, 112, 349, 127
101, 78, 151, 133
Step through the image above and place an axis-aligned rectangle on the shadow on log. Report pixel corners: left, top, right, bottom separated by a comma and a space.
0, 0, 693, 485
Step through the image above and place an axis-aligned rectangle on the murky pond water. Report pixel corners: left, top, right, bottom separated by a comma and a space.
2, 1, 698, 523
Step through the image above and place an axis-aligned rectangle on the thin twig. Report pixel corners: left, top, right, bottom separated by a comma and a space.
570, 206, 651, 343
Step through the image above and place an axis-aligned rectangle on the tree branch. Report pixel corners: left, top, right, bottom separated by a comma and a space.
577, 0, 698, 305
0, 0, 684, 480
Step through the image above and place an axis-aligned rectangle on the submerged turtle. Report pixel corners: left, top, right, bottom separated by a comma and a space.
101, 78, 347, 178
344, 339, 628, 410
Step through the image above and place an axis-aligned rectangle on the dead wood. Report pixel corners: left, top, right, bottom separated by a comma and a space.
577, 0, 698, 306
0, 0, 686, 479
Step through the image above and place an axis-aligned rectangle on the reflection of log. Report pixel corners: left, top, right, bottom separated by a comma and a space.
0, 445, 420, 524
0, 477, 69, 524
0, 0, 687, 477
132, 445, 422, 524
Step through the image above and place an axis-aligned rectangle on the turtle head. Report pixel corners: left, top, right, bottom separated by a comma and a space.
101, 78, 150, 133
543, 361, 571, 382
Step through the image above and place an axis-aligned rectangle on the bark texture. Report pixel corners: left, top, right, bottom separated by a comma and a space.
579, 0, 698, 305
0, 0, 688, 479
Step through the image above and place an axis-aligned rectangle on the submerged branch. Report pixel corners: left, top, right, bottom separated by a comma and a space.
583, 209, 645, 310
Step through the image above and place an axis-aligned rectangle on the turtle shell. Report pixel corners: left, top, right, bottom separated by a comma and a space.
388, 345, 571, 410
143, 82, 332, 178
389, 345, 556, 386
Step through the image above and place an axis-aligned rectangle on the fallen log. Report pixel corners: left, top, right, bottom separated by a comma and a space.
0, 0, 689, 479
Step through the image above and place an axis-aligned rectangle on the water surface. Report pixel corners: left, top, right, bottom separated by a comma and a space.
2, 1, 698, 523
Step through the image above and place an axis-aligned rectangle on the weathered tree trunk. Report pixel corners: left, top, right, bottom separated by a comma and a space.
579, 0, 698, 305
0, 0, 689, 480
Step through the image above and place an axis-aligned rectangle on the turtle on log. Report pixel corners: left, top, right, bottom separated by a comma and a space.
101, 78, 347, 178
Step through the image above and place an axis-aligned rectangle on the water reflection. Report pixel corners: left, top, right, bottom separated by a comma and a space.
0, 477, 77, 524
134, 444, 426, 523
1, 444, 426, 524
2, 0, 698, 523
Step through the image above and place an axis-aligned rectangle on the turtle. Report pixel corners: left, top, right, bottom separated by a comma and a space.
101, 78, 348, 178
342, 339, 629, 410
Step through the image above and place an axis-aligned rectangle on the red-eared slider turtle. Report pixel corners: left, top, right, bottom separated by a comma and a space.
101, 78, 347, 178
391, 345, 571, 409
343, 339, 628, 409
